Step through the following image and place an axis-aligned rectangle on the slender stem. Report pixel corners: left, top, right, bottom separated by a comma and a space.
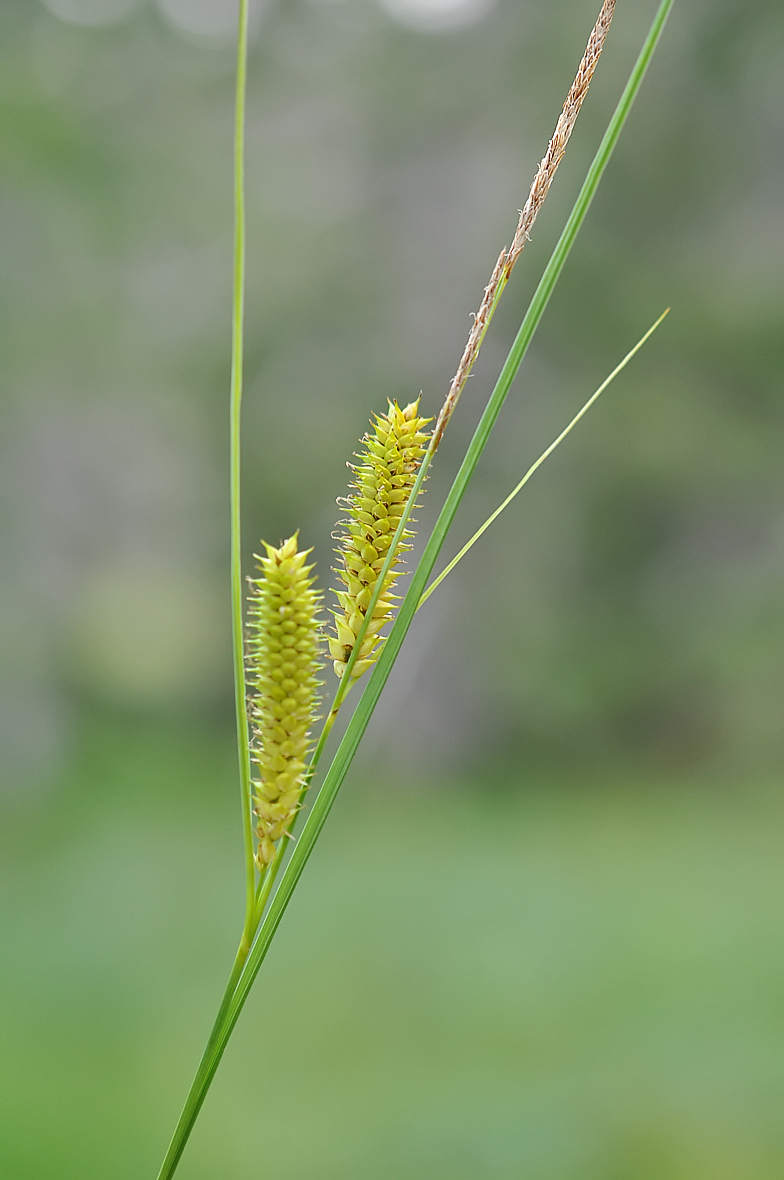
156, 8, 254, 1177
155, 942, 249, 1180
156, 5, 676, 1157
228, 0, 256, 944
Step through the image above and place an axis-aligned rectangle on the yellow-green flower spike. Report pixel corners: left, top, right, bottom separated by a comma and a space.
246, 534, 322, 869
330, 399, 431, 681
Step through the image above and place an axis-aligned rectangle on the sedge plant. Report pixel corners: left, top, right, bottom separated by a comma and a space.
156, 0, 674, 1174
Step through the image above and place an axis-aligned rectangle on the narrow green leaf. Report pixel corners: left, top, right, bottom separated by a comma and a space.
419, 308, 670, 608
227, 0, 256, 937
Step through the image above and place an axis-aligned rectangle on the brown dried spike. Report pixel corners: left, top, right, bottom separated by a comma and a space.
433, 0, 616, 448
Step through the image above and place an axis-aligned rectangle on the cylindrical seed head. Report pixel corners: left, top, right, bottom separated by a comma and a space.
246, 533, 322, 869
330, 399, 431, 682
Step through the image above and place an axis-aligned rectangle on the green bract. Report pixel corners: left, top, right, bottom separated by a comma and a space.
246, 535, 322, 867
330, 400, 431, 681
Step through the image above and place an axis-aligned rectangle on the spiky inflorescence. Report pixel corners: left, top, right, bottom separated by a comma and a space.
246, 535, 322, 869
329, 399, 431, 682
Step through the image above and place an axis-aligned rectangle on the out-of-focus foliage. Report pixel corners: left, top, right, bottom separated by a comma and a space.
4, 721, 784, 1177
1, 0, 782, 781
2, 0, 783, 778
2, 0, 783, 1175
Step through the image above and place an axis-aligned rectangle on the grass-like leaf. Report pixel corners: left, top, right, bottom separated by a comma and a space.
228, 0, 255, 947
419, 308, 670, 608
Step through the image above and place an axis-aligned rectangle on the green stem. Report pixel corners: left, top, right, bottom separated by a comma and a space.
156, 9, 254, 1178
155, 941, 249, 1180
228, 0, 255, 943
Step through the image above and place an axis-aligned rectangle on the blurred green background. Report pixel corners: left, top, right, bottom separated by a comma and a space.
2, 0, 783, 1175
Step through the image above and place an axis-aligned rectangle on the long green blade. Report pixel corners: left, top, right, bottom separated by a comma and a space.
228, 0, 256, 939
419, 308, 670, 608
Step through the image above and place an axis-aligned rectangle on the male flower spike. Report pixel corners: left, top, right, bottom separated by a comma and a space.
246, 535, 322, 869
330, 399, 431, 681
